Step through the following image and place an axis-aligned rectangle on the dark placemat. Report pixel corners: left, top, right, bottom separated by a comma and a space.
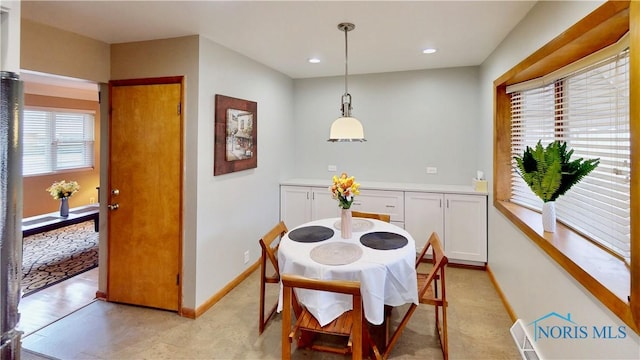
288, 225, 334, 243
360, 232, 408, 250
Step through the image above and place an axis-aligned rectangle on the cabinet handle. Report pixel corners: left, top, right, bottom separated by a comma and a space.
385, 205, 395, 208
307, 192, 309, 200
447, 199, 449, 208
440, 199, 442, 208
312, 193, 315, 200
354, 202, 361, 206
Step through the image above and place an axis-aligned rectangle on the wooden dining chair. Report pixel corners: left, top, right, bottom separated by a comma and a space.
258, 221, 288, 335
351, 210, 391, 223
281, 274, 381, 359
384, 232, 449, 360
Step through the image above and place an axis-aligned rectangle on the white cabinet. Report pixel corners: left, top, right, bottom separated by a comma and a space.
404, 192, 444, 251
280, 186, 339, 229
405, 192, 487, 264
444, 194, 487, 263
280, 186, 404, 229
311, 188, 338, 221
351, 189, 404, 228
281, 182, 487, 265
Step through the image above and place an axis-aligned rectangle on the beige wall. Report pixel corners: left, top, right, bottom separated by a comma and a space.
111, 35, 200, 308
20, 19, 110, 83
23, 93, 101, 217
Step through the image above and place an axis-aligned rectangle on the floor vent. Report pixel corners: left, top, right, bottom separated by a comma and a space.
510, 319, 542, 360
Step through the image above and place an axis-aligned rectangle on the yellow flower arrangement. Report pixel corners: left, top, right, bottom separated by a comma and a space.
329, 173, 360, 209
46, 180, 80, 200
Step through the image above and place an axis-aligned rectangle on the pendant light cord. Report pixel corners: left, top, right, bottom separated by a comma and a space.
344, 26, 349, 96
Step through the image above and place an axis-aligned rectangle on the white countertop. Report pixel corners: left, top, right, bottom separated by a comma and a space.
280, 178, 488, 195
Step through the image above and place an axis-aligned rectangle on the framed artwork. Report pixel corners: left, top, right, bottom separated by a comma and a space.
214, 94, 257, 175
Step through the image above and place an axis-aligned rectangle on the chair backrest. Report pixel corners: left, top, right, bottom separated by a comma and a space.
259, 221, 288, 277
351, 210, 391, 223
384, 232, 448, 359
417, 232, 448, 300
417, 232, 448, 360
415, 231, 443, 268
258, 221, 288, 334
281, 274, 364, 359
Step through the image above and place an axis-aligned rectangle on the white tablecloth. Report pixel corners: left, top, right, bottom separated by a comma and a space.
277, 218, 418, 326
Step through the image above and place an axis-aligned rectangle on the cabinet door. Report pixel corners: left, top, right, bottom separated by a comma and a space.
444, 194, 487, 262
351, 189, 404, 222
311, 187, 340, 220
280, 186, 311, 229
404, 192, 444, 252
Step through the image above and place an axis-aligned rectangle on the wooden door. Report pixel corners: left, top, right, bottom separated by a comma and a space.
107, 77, 183, 311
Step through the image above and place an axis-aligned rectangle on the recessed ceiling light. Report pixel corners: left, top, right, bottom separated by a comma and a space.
308, 58, 321, 63
422, 48, 437, 54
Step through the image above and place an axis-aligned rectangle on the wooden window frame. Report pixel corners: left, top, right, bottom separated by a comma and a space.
493, 0, 640, 333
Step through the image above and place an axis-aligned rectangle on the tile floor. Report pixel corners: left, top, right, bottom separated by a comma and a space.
18, 268, 99, 336
21, 266, 520, 359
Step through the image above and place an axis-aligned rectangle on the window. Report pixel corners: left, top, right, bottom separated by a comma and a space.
509, 47, 630, 263
492, 0, 638, 333
23, 108, 95, 176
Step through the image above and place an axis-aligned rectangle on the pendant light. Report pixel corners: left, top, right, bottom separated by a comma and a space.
328, 23, 366, 142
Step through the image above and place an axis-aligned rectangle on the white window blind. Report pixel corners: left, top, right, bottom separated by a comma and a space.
510, 49, 630, 262
23, 108, 95, 176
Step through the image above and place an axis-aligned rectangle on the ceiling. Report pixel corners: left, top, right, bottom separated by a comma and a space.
20, 1, 536, 80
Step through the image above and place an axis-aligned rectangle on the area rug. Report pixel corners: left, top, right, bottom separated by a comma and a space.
22, 221, 98, 296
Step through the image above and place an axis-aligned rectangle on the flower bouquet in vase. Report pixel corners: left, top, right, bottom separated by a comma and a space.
46, 180, 80, 217
329, 173, 360, 238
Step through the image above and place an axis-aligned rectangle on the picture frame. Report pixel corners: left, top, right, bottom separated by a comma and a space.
214, 94, 257, 176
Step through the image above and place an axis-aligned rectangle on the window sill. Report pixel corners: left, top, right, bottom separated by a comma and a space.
495, 200, 637, 333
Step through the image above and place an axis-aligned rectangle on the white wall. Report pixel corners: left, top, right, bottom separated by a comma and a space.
0, 0, 20, 73
480, 1, 640, 358
292, 67, 481, 185
194, 36, 294, 306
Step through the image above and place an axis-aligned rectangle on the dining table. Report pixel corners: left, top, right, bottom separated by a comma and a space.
276, 217, 419, 331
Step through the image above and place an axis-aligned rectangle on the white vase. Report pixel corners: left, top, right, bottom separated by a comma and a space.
542, 201, 556, 233
341, 208, 352, 239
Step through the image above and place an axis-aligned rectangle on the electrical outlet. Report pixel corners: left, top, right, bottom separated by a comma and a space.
328, 165, 337, 172
244, 250, 250, 264
426, 167, 438, 174
89, 197, 96, 204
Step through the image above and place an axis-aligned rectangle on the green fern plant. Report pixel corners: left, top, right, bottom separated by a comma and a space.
513, 141, 600, 202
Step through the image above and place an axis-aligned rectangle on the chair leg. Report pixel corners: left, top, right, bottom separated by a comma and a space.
434, 304, 448, 360
259, 278, 266, 334
383, 304, 418, 359
282, 287, 292, 360
441, 304, 448, 360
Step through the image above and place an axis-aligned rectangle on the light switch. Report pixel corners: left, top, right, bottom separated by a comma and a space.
328, 165, 337, 172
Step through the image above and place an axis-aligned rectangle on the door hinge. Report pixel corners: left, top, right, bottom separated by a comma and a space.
177, 103, 181, 115
176, 274, 180, 285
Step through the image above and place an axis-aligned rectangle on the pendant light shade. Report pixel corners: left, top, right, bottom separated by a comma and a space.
329, 116, 365, 141
328, 23, 366, 142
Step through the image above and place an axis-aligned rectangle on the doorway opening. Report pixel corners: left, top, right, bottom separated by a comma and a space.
17, 70, 102, 336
